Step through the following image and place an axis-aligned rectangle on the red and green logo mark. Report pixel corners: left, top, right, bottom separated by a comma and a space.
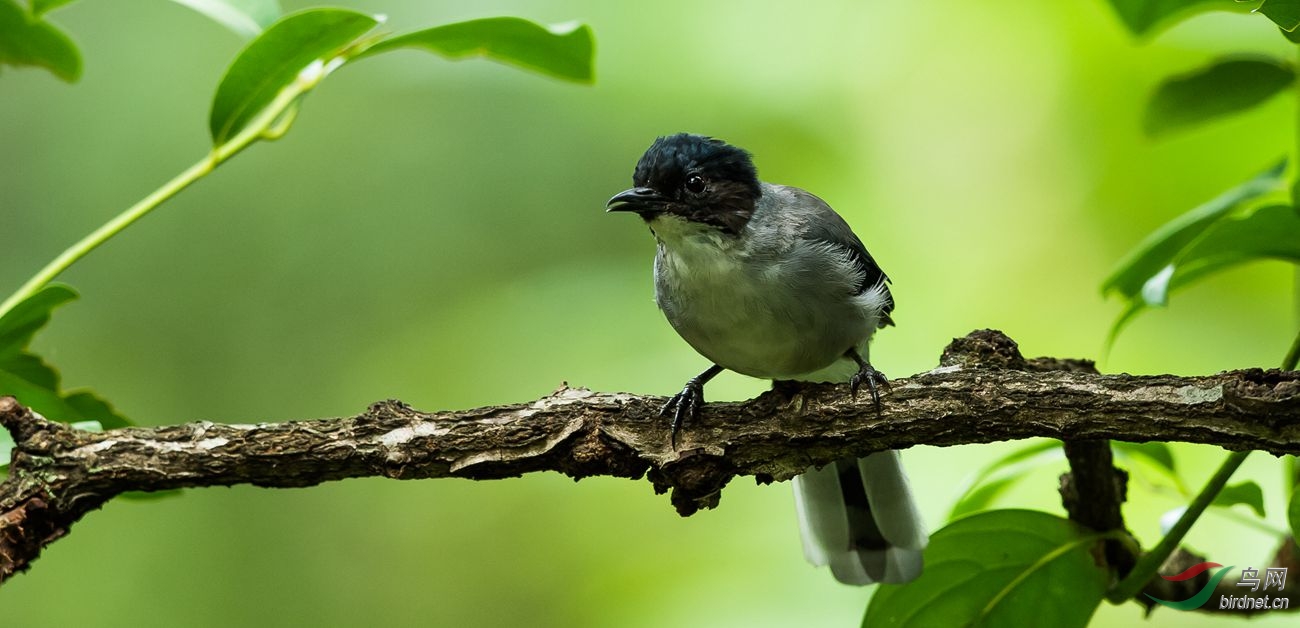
1145, 562, 1233, 610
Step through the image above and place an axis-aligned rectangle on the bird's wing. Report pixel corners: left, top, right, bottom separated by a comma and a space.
786, 188, 895, 325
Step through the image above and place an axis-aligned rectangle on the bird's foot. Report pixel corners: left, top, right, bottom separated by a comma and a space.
850, 364, 891, 412
661, 379, 707, 448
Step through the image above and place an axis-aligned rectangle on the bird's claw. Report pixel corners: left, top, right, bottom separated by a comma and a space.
850, 364, 891, 412
661, 380, 706, 448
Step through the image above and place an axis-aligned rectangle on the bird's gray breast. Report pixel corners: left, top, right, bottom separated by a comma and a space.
650, 202, 878, 380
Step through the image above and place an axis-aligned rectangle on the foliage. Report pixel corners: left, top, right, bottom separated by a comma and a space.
1142, 56, 1294, 138
1104, 0, 1236, 36
1213, 481, 1267, 517
0, 0, 79, 81
949, 441, 1184, 521
0, 0, 593, 473
0, 285, 126, 429
1093, 3, 1300, 603
874, 1, 1300, 622
1102, 2, 1300, 346
864, 510, 1114, 627
172, 0, 281, 38
0, 284, 123, 466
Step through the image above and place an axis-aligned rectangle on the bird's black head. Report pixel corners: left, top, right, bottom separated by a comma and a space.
606, 134, 762, 234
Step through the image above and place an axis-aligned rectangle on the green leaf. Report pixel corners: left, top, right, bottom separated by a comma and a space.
0, 285, 129, 472
0, 352, 129, 429
30, 0, 76, 15
864, 510, 1111, 627
0, 0, 80, 82
1144, 56, 1294, 138
1113, 441, 1187, 494
1105, 0, 1238, 36
1139, 204, 1300, 306
1105, 300, 1146, 352
1176, 202, 1300, 267
950, 476, 1022, 520
1110, 201, 1300, 341
358, 17, 595, 84
1212, 481, 1266, 517
170, 0, 280, 39
949, 440, 1062, 520
1113, 442, 1175, 474
1257, 0, 1300, 30
63, 391, 129, 428
0, 283, 76, 356
1102, 159, 1285, 300
1283, 22, 1300, 42
209, 8, 378, 144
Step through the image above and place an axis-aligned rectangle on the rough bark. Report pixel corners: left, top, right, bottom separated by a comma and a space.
2, 330, 1299, 594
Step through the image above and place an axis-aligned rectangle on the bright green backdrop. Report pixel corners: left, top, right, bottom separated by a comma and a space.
1, 0, 1296, 626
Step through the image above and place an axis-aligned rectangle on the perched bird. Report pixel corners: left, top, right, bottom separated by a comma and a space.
606, 133, 926, 585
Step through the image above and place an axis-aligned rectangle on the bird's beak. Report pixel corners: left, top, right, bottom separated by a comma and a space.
606, 187, 668, 213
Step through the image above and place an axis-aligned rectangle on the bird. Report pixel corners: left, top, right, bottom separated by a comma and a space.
606, 133, 926, 585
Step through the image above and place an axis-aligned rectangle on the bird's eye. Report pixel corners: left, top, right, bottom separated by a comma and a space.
685, 174, 707, 194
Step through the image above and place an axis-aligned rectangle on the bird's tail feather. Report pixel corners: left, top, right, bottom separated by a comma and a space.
792, 451, 926, 585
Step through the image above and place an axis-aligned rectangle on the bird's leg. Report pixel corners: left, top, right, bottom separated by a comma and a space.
846, 348, 890, 412
662, 364, 724, 448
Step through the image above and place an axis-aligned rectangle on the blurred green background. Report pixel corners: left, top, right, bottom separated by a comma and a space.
2, 0, 1298, 626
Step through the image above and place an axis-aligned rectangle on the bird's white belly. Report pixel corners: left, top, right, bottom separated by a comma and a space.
653, 226, 867, 379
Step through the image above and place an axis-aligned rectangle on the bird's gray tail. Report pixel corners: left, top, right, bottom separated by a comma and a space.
792, 451, 927, 585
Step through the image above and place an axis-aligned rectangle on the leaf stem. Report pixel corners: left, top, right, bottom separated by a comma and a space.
0, 157, 212, 318
1107, 449, 1251, 603
0, 73, 318, 320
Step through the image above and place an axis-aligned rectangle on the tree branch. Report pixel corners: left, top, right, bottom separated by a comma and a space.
1060, 439, 1135, 576
2, 330, 1299, 585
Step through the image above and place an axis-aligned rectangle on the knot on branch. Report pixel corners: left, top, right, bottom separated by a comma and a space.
939, 330, 1098, 374
648, 451, 737, 516
940, 329, 1025, 369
